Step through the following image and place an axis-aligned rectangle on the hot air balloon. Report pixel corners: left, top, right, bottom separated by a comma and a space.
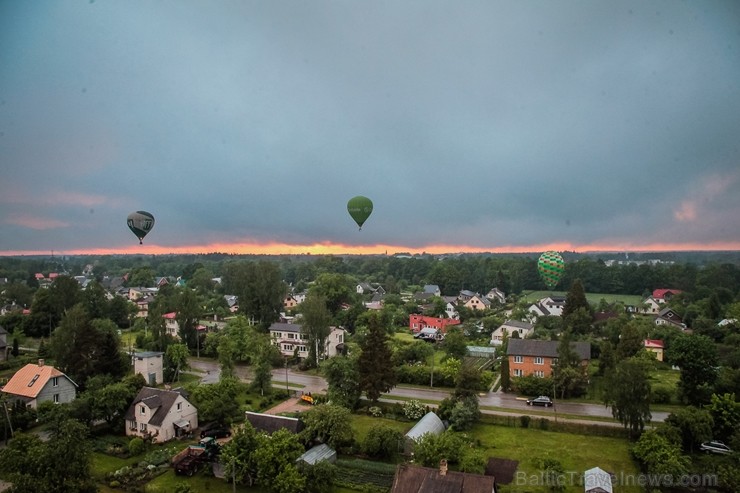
347, 196, 373, 230
537, 251, 565, 290
127, 211, 155, 244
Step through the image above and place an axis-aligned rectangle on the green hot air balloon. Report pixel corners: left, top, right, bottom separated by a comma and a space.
127, 211, 155, 244
537, 251, 565, 290
347, 196, 373, 230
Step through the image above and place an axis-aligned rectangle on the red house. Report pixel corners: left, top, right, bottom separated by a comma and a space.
409, 315, 461, 334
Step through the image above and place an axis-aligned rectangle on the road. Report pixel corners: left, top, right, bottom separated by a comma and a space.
187, 358, 668, 424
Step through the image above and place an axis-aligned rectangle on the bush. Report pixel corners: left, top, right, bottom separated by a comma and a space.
362, 425, 404, 459
368, 406, 383, 417
652, 385, 673, 404
519, 415, 531, 428
128, 437, 145, 456
403, 400, 427, 420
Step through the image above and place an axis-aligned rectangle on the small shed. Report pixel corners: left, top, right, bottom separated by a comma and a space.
584, 467, 612, 493
404, 412, 445, 454
297, 443, 337, 465
245, 411, 304, 434
132, 351, 164, 385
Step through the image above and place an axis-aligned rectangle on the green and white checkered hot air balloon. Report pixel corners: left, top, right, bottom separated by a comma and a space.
127, 211, 155, 244
537, 251, 565, 290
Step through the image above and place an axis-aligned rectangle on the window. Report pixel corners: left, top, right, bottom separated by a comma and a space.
53, 394, 59, 403
534, 370, 545, 378
283, 344, 293, 351
288, 333, 295, 339
52, 377, 59, 387
534, 357, 544, 365
513, 369, 523, 377
139, 423, 147, 432
129, 420, 137, 430
176, 402, 182, 411
298, 345, 307, 352
513, 356, 523, 363
140, 405, 146, 415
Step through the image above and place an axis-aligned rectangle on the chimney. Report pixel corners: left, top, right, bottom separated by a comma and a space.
439, 459, 448, 476
38, 359, 44, 367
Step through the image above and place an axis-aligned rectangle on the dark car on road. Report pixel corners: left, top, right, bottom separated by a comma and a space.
200, 424, 232, 439
526, 396, 553, 407
699, 441, 732, 455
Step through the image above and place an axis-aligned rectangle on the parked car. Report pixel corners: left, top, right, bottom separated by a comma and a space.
526, 396, 553, 407
699, 441, 732, 455
200, 424, 232, 439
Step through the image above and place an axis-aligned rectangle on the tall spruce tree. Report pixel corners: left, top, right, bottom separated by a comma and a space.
358, 312, 397, 402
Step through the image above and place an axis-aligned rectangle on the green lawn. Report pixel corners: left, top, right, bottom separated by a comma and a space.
471, 423, 642, 493
350, 414, 414, 444
521, 291, 643, 307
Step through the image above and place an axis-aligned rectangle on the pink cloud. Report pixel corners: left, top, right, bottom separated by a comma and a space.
674, 201, 697, 222
4, 213, 69, 230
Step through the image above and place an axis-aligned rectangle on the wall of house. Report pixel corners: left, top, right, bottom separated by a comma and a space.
134, 356, 164, 385
36, 378, 76, 408
509, 355, 588, 378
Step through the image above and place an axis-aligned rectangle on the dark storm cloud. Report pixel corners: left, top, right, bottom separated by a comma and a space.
1, 0, 739, 252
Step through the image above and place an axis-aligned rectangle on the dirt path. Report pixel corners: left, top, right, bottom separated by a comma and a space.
262, 397, 312, 415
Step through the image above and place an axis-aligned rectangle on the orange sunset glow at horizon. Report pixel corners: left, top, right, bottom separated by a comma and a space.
1, 240, 739, 257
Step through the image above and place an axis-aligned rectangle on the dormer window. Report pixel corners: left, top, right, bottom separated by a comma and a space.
140, 405, 146, 415
28, 375, 40, 387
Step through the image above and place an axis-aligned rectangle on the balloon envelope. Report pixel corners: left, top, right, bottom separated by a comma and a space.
537, 251, 565, 289
127, 211, 155, 244
347, 196, 373, 229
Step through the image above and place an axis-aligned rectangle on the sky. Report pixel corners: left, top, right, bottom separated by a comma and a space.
1, 1, 739, 256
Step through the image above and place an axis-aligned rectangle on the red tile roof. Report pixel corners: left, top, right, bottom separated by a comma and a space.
163, 312, 177, 319
1, 361, 68, 398
644, 339, 664, 349
652, 289, 682, 300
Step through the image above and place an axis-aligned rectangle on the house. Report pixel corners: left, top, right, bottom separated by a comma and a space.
1, 359, 77, 408
133, 351, 165, 385
268, 322, 345, 360
128, 287, 158, 301
135, 294, 155, 318
409, 315, 461, 334
283, 294, 299, 310
423, 285, 441, 297
457, 290, 478, 303
527, 296, 566, 320
652, 289, 682, 302
643, 340, 664, 362
445, 301, 460, 320
490, 320, 534, 346
486, 288, 506, 304
356, 283, 386, 295
404, 412, 445, 455
224, 295, 239, 313
640, 296, 663, 315
507, 339, 591, 378
245, 411, 304, 434
464, 294, 491, 311
584, 467, 613, 493
163, 312, 179, 338
125, 387, 198, 443
391, 461, 496, 493
655, 307, 686, 330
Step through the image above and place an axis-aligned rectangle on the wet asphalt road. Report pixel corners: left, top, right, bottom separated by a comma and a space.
187, 358, 668, 423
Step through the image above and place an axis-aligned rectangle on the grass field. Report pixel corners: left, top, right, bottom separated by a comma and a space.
521, 291, 643, 307
470, 423, 641, 493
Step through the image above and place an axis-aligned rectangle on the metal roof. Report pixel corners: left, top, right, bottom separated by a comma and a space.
405, 412, 445, 441
297, 443, 336, 465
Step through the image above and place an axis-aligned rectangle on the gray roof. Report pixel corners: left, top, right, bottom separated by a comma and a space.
405, 412, 445, 441
268, 322, 303, 334
297, 443, 337, 465
500, 320, 534, 330
245, 411, 304, 434
506, 339, 591, 360
133, 351, 164, 358
125, 387, 191, 427
584, 467, 613, 493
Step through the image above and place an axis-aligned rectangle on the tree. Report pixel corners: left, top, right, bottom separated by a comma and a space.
562, 279, 591, 329
165, 343, 190, 382
442, 327, 468, 361
412, 431, 466, 467
49, 305, 127, 389
631, 429, 690, 478
616, 321, 644, 359
175, 288, 201, 350
664, 406, 713, 453
189, 377, 241, 424
0, 418, 97, 493
300, 404, 353, 449
310, 273, 356, 316
220, 421, 261, 486
322, 355, 361, 409
707, 393, 740, 441
299, 293, 332, 368
253, 429, 304, 486
358, 312, 397, 402
230, 261, 286, 328
604, 358, 652, 439
667, 334, 719, 405
597, 341, 616, 376
362, 425, 404, 459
